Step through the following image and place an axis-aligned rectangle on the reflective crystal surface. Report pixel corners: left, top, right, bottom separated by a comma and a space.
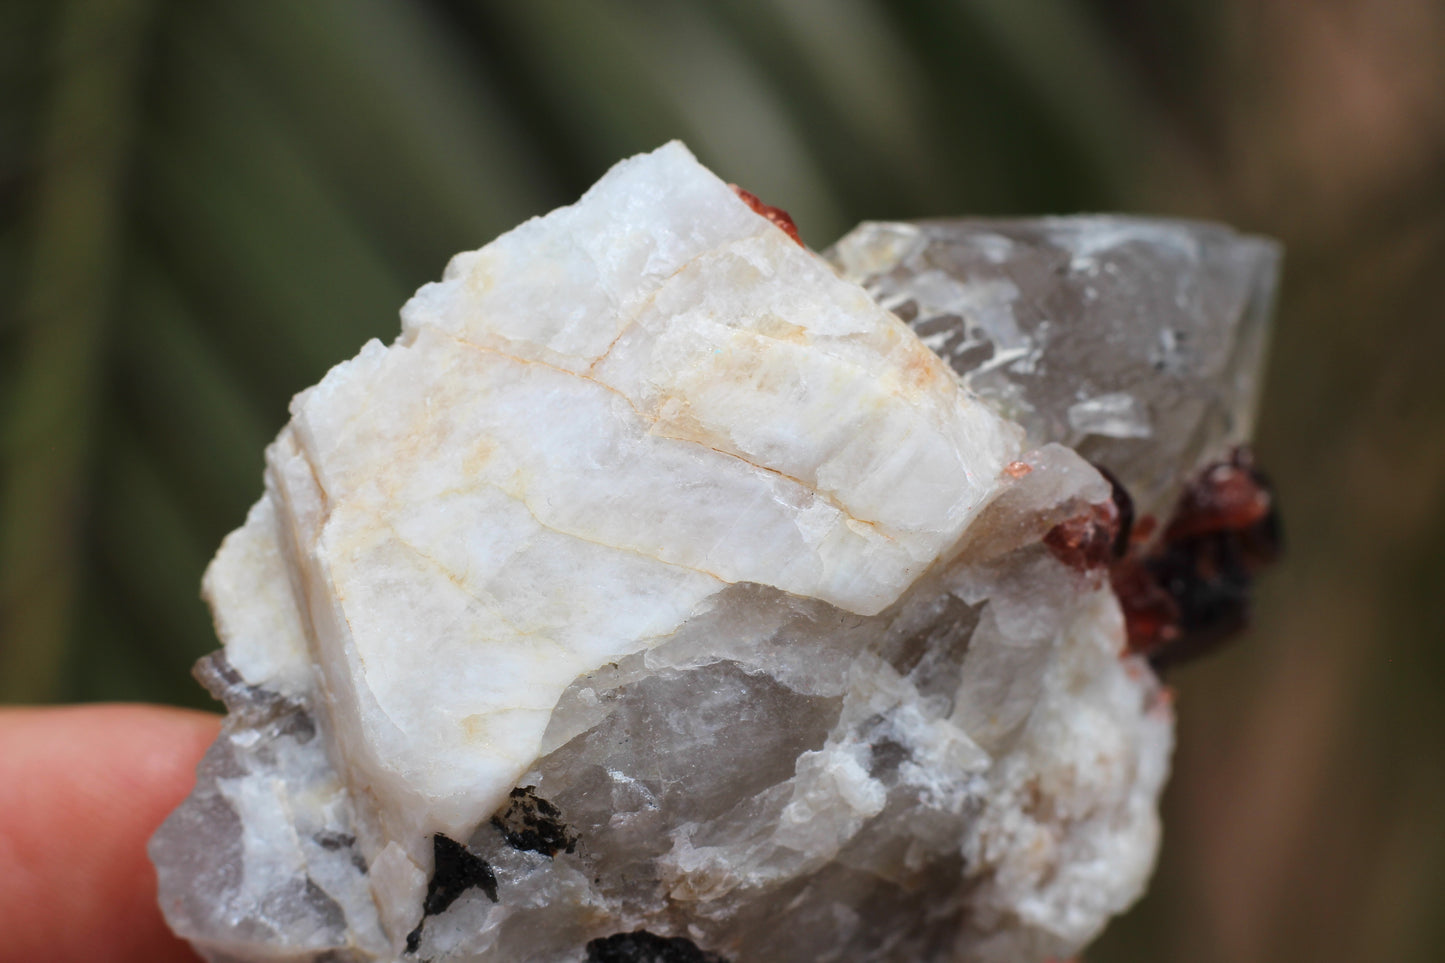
828, 218, 1280, 518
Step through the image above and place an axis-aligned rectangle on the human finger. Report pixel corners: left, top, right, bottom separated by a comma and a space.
0, 703, 219, 963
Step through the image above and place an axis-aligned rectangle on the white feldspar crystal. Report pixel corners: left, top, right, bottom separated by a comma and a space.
152, 143, 1197, 963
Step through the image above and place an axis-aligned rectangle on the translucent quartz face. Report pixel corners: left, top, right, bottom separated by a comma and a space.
151, 143, 1275, 963
829, 218, 1279, 519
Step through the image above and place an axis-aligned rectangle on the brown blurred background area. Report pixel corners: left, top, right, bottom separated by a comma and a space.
2, 1, 1442, 960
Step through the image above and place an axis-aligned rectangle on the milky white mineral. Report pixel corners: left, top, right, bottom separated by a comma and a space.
151, 142, 1278, 963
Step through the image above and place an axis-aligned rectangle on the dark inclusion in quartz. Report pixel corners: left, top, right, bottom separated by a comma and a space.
193, 651, 315, 739
586, 931, 730, 963
491, 786, 578, 858
406, 835, 499, 953
424, 834, 499, 913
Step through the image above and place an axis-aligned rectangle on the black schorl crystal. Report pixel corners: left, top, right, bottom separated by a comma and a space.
585, 931, 729, 963
405, 835, 501, 955
424, 834, 498, 914
491, 786, 578, 858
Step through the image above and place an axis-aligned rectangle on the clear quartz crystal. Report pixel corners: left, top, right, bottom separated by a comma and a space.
828, 218, 1280, 518
150, 145, 1276, 963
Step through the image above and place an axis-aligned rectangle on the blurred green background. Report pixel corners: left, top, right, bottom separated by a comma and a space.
3, 1, 1443, 960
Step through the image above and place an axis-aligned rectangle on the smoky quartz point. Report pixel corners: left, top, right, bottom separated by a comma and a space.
829, 218, 1279, 518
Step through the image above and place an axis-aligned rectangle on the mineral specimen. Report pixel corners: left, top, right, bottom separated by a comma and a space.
150, 142, 1279, 962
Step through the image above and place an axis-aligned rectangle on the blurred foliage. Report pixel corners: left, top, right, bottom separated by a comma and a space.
2, 1, 1442, 961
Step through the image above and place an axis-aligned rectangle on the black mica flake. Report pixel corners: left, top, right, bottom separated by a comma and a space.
584, 931, 729, 963
405, 834, 499, 955
491, 785, 578, 858
868, 737, 910, 778
313, 830, 356, 851
859, 713, 911, 779
313, 831, 368, 873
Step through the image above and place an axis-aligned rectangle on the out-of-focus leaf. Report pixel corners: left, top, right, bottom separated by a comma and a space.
216, 0, 555, 266
959, 0, 1156, 191
0, 0, 156, 702
708, 0, 950, 216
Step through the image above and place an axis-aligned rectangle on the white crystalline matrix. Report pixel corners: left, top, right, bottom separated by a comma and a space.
151, 142, 1277, 963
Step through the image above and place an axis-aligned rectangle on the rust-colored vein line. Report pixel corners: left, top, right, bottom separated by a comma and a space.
509, 490, 730, 586
440, 331, 896, 538
376, 521, 528, 640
